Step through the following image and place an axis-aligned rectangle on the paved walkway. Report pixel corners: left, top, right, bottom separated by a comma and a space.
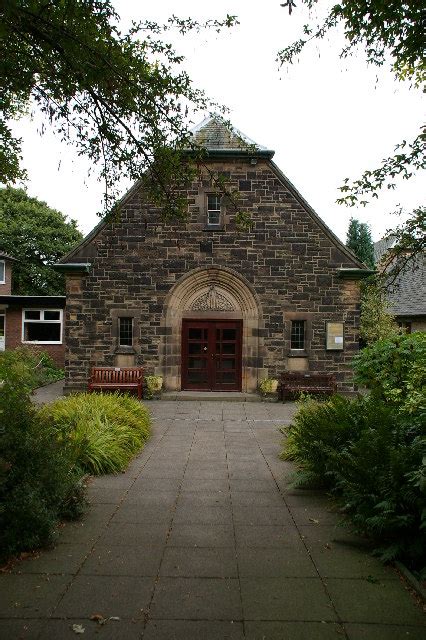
1, 400, 424, 639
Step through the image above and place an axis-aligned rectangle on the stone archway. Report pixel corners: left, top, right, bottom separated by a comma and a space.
159, 266, 263, 392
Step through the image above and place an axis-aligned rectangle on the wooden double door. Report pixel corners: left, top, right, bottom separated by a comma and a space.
182, 320, 242, 391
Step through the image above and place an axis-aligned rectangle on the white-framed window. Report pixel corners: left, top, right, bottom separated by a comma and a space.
22, 309, 63, 344
206, 194, 221, 227
0, 260, 5, 284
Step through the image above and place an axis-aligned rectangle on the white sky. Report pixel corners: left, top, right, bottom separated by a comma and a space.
12, 0, 425, 242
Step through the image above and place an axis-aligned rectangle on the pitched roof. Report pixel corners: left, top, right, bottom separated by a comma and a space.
374, 239, 426, 317
190, 115, 274, 157
373, 235, 396, 264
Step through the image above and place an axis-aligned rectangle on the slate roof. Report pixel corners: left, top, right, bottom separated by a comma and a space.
190, 115, 274, 156
374, 239, 426, 317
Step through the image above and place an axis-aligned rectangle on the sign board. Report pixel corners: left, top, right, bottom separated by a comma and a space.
326, 322, 344, 350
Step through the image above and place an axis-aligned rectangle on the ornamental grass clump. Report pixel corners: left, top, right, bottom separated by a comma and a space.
38, 392, 151, 475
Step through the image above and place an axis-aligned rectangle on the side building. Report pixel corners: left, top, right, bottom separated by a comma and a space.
374, 238, 426, 333
0, 252, 65, 367
56, 117, 371, 394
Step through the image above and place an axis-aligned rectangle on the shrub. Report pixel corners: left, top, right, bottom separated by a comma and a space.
0, 353, 86, 562
38, 393, 151, 475
259, 378, 279, 395
145, 375, 163, 399
353, 332, 426, 411
331, 418, 425, 566
281, 392, 425, 571
281, 395, 390, 487
0, 346, 64, 391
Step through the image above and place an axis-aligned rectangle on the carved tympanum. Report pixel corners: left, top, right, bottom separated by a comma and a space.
191, 285, 235, 311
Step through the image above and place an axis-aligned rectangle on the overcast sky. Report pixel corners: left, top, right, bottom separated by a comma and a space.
12, 1, 424, 243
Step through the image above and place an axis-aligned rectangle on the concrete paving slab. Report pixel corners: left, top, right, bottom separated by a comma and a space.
150, 577, 242, 620
38, 618, 145, 640
0, 573, 70, 618
80, 544, 164, 576
326, 578, 426, 625
244, 621, 343, 639
98, 522, 169, 546
344, 623, 426, 640
167, 523, 235, 548
160, 547, 238, 578
54, 574, 155, 618
0, 619, 43, 640
143, 619, 244, 639
237, 547, 317, 578
240, 576, 337, 621
11, 542, 91, 576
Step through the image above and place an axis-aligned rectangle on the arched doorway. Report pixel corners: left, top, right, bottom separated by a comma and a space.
160, 267, 263, 392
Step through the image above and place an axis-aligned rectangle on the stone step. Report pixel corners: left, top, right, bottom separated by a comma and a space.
159, 391, 261, 402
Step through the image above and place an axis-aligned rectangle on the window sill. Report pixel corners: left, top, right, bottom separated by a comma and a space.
287, 350, 309, 358
115, 345, 136, 354
22, 341, 62, 345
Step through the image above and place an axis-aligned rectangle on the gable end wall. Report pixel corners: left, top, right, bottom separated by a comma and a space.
64, 158, 361, 392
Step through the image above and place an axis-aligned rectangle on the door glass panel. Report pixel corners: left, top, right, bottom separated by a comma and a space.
221, 358, 235, 369
222, 372, 236, 383
189, 343, 202, 354
189, 328, 202, 340
188, 371, 207, 383
222, 343, 235, 354
222, 329, 236, 340
189, 358, 206, 369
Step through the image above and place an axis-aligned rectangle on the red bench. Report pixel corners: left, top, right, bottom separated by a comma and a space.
88, 367, 144, 399
280, 372, 336, 401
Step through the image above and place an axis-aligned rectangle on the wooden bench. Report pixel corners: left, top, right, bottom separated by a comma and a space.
280, 372, 336, 401
88, 367, 144, 399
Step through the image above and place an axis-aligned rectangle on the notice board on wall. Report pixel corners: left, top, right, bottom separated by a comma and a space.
326, 322, 344, 350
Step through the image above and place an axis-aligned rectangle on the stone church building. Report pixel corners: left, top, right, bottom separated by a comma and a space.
56, 117, 370, 395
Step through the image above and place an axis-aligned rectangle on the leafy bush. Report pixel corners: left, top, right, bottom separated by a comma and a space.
353, 332, 426, 412
0, 346, 64, 390
281, 390, 425, 570
145, 375, 163, 399
0, 352, 86, 562
38, 393, 151, 475
282, 395, 375, 486
331, 418, 425, 566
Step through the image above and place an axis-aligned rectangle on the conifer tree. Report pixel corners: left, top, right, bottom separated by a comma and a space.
346, 218, 375, 268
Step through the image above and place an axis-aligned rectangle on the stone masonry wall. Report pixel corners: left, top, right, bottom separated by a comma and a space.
64, 158, 361, 393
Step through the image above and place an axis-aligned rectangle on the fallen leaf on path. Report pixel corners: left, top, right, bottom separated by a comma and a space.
71, 624, 85, 634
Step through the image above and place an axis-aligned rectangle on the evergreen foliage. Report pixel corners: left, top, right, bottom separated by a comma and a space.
346, 217, 375, 268
281, 333, 426, 571
0, 349, 87, 561
0, 186, 82, 295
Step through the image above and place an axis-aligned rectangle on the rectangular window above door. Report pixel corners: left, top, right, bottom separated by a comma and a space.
206, 194, 221, 227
